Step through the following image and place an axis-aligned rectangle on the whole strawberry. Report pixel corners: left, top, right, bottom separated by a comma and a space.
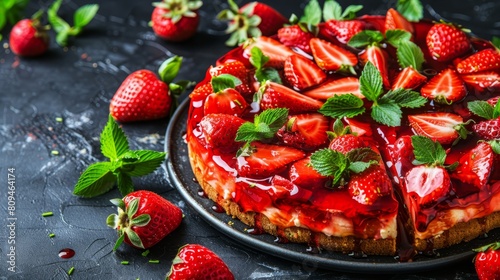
474, 242, 500, 280
9, 11, 50, 57
426, 22, 470, 61
151, 0, 202, 42
107, 190, 183, 250
110, 56, 187, 122
217, 0, 287, 46
167, 244, 234, 280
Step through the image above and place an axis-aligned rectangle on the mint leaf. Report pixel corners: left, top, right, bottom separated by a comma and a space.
319, 94, 365, 118
468, 100, 494, 119
211, 74, 242, 93
121, 150, 166, 177
411, 135, 446, 166
322, 0, 342, 21
158, 56, 182, 84
48, 0, 70, 34
235, 108, 288, 142
256, 68, 282, 84
73, 4, 99, 28
397, 40, 425, 70
310, 148, 348, 185
359, 62, 383, 102
348, 161, 373, 174
382, 88, 427, 108
493, 36, 500, 49
348, 30, 384, 48
397, 0, 423, 22
494, 98, 500, 119
250, 47, 269, 69
385, 30, 412, 47
341, 4, 363, 20
101, 115, 129, 160
490, 140, 500, 154
73, 162, 116, 197
116, 173, 134, 196
346, 147, 381, 163
371, 99, 402, 127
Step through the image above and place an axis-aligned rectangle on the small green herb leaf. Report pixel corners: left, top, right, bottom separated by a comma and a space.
397, 40, 425, 70
341, 4, 363, 20
300, 0, 322, 26
411, 135, 447, 166
322, 0, 342, 21
493, 37, 500, 49
250, 47, 269, 70
158, 56, 182, 84
73, 162, 116, 197
371, 99, 402, 127
396, 0, 423, 22
319, 94, 365, 118
385, 29, 412, 47
468, 100, 494, 120
310, 148, 348, 185
348, 30, 384, 48
73, 4, 99, 28
211, 74, 242, 93
382, 88, 427, 108
101, 115, 129, 160
348, 161, 374, 174
235, 108, 288, 142
360, 62, 383, 102
121, 150, 166, 177
250, 47, 282, 84
346, 147, 381, 163
116, 173, 134, 196
48, 0, 70, 34
490, 140, 500, 154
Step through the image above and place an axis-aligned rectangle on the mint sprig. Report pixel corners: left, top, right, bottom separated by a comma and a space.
396, 0, 423, 22
48, 0, 99, 46
396, 39, 425, 70
319, 62, 426, 126
235, 108, 289, 143
74, 115, 166, 198
310, 147, 380, 187
323, 0, 363, 21
249, 47, 282, 84
0, 0, 30, 40
411, 135, 458, 171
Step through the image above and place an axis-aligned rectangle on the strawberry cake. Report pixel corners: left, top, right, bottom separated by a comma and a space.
184, 1, 500, 257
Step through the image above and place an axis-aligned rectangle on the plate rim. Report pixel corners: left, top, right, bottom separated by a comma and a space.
164, 98, 481, 274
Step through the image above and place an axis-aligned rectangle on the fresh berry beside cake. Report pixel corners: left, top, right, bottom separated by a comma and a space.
185, 0, 500, 257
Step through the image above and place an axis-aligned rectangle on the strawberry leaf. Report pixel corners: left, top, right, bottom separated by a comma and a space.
101, 115, 129, 160
125, 228, 145, 248
131, 214, 151, 227
396, 0, 423, 22
468, 100, 494, 120
396, 40, 425, 71
360, 62, 383, 102
382, 88, 427, 108
411, 135, 447, 166
310, 148, 348, 185
211, 74, 242, 93
322, 0, 342, 21
348, 30, 384, 48
116, 173, 134, 196
235, 108, 288, 142
371, 99, 402, 127
300, 0, 322, 27
319, 94, 365, 118
73, 162, 117, 197
159, 56, 182, 84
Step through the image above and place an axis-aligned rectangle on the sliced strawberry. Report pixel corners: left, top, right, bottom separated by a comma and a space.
304, 77, 363, 100
284, 54, 327, 91
405, 165, 451, 208
243, 36, 295, 68
324, 19, 365, 44
344, 117, 373, 137
391, 66, 427, 90
289, 157, 329, 190
451, 142, 493, 192
384, 8, 414, 34
359, 45, 390, 88
473, 117, 500, 140
259, 81, 324, 114
236, 142, 305, 178
408, 112, 467, 145
204, 87, 248, 116
348, 165, 392, 205
209, 60, 253, 96
329, 134, 366, 154
461, 71, 500, 92
420, 68, 467, 103
456, 49, 500, 74
277, 25, 314, 54
270, 175, 313, 202
199, 114, 246, 153
309, 38, 358, 73
276, 113, 329, 150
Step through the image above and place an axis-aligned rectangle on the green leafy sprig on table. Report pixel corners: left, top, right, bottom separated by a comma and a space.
73, 115, 165, 198
48, 0, 99, 46
319, 62, 427, 126
0, 0, 30, 40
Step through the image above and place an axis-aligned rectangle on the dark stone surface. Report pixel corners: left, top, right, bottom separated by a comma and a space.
0, 0, 497, 279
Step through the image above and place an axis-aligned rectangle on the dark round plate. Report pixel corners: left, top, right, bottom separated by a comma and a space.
165, 99, 499, 274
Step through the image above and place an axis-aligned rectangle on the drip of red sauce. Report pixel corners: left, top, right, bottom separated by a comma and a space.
58, 248, 75, 259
